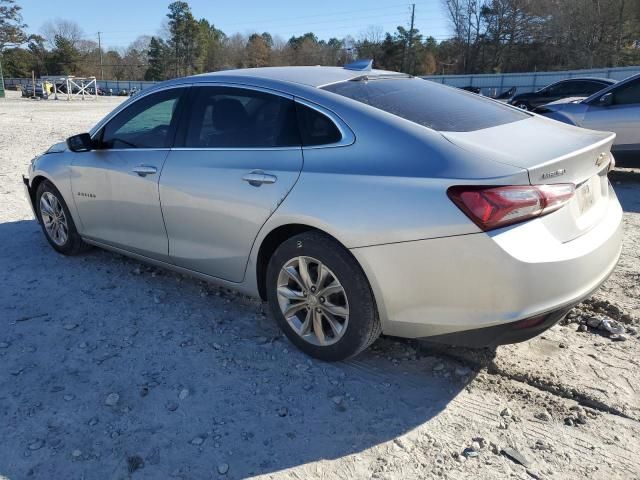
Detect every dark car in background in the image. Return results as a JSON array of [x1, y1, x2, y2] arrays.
[[495, 86, 516, 100], [20, 82, 51, 99], [459, 85, 481, 94], [509, 78, 616, 110]]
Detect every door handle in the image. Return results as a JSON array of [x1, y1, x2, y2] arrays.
[[132, 165, 157, 176], [242, 171, 277, 187]]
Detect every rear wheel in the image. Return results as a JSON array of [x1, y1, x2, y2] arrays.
[[36, 180, 89, 255], [266, 231, 381, 361], [515, 102, 529, 110]]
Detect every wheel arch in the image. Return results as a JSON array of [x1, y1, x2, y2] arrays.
[[256, 223, 322, 300], [29, 174, 54, 219], [30, 172, 84, 233], [253, 223, 377, 310]]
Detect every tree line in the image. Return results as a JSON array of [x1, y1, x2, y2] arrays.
[[0, 0, 638, 82]]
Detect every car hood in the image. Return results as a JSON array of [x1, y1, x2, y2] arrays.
[[44, 141, 68, 154], [537, 97, 588, 112], [441, 116, 615, 185]]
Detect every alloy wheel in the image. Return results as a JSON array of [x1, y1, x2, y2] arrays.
[[40, 192, 69, 246], [276, 256, 349, 346]]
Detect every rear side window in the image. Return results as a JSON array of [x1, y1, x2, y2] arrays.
[[296, 103, 342, 146], [547, 81, 571, 95], [579, 81, 607, 95], [323, 78, 528, 132], [183, 86, 300, 148]]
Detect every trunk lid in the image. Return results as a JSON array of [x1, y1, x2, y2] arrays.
[[442, 116, 616, 241]]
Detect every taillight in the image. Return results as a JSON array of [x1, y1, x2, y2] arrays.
[[447, 184, 575, 231]]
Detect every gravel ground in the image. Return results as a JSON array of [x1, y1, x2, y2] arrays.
[[1, 91, 639, 480]]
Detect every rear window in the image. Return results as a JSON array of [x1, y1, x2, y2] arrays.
[[322, 78, 528, 132]]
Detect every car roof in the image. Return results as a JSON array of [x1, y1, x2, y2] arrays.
[[552, 77, 617, 85], [582, 72, 640, 103], [190, 66, 407, 88]]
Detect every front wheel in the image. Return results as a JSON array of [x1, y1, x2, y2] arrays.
[[36, 180, 89, 255], [266, 231, 381, 361]]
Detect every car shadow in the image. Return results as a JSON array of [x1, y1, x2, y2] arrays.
[[0, 219, 477, 479], [610, 168, 640, 214]]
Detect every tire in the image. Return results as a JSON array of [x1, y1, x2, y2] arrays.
[[35, 180, 89, 255], [515, 102, 529, 111], [266, 231, 381, 361]]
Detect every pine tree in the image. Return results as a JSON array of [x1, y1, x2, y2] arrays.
[[145, 36, 167, 81]]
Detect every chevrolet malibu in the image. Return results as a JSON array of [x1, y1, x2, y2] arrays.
[[23, 63, 623, 361]]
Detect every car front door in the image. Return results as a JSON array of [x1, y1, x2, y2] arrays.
[[70, 86, 187, 261], [581, 78, 640, 149], [159, 85, 304, 282]]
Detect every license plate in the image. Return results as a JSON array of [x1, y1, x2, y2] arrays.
[[576, 182, 594, 214]]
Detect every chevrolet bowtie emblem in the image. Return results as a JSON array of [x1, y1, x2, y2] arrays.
[[595, 152, 609, 167]]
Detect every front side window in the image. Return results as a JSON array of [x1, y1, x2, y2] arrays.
[[323, 78, 528, 132], [183, 87, 300, 148], [613, 79, 640, 105], [100, 88, 184, 149]]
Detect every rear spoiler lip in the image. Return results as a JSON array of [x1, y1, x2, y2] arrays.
[[441, 124, 616, 184], [523, 131, 616, 174]]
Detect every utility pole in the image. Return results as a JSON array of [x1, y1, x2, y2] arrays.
[[407, 3, 416, 74], [97, 32, 104, 80], [401, 3, 416, 73]]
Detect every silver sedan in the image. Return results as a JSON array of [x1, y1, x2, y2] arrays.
[[24, 63, 623, 360], [537, 73, 640, 166]]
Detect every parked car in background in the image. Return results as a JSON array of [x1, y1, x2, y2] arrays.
[[509, 78, 616, 110], [494, 86, 516, 100], [87, 87, 105, 96], [459, 85, 481, 94], [24, 64, 622, 361], [537, 73, 640, 166], [20, 82, 53, 99]]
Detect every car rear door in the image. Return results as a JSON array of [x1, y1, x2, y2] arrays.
[[159, 84, 303, 282], [71, 86, 188, 261]]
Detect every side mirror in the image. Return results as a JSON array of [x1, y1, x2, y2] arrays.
[[599, 92, 613, 107], [67, 133, 93, 152]]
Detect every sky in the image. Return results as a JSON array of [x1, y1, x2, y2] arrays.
[[17, 0, 452, 49]]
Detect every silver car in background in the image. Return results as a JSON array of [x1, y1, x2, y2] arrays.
[[24, 64, 623, 360], [537, 73, 640, 166]]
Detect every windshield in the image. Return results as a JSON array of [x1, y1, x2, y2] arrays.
[[322, 77, 528, 132]]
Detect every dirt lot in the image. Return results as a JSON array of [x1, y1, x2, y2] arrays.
[[1, 91, 639, 480]]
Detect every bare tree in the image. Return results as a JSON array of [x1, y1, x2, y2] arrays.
[[41, 18, 84, 49], [358, 25, 384, 44]]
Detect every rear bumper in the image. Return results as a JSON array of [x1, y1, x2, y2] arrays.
[[421, 283, 602, 347], [351, 184, 623, 343]]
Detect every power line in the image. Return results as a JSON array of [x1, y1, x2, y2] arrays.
[[219, 2, 431, 27]]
